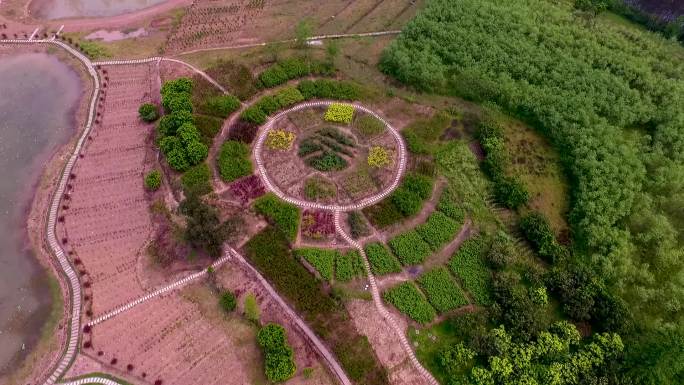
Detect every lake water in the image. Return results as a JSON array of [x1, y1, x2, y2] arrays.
[[32, 0, 167, 19], [0, 53, 81, 374]]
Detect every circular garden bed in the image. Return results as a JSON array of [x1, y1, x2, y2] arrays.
[[255, 101, 405, 210]]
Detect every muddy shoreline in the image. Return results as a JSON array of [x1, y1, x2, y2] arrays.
[[0, 43, 94, 385]]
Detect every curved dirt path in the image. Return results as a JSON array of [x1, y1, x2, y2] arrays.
[[92, 57, 227, 93]]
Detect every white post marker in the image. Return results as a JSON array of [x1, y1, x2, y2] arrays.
[[29, 28, 39, 40], [53, 25, 64, 40]]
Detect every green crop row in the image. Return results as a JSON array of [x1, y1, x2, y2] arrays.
[[416, 211, 461, 250], [364, 243, 402, 275], [295, 248, 336, 280], [383, 282, 436, 324], [388, 230, 432, 266], [417, 268, 468, 313], [448, 236, 492, 305]]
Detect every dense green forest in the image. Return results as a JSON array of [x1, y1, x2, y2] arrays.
[[380, 0, 684, 383]]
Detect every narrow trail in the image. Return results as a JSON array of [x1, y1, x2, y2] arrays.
[[334, 211, 439, 385]]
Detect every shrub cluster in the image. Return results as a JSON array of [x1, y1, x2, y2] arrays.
[[391, 173, 433, 216], [253, 193, 300, 241], [416, 211, 461, 250], [477, 120, 529, 209], [449, 236, 492, 305], [158, 78, 208, 172], [324, 103, 354, 124], [364, 242, 402, 275], [388, 230, 432, 266], [296, 248, 336, 280], [257, 323, 297, 383], [194, 115, 223, 144], [383, 282, 436, 324], [217, 140, 252, 182], [240, 87, 305, 125], [138, 103, 159, 122], [297, 79, 362, 100], [144, 170, 162, 191], [417, 268, 469, 313], [519, 212, 568, 263], [258, 57, 334, 88], [180, 195, 240, 258], [181, 163, 212, 196], [219, 291, 236, 313]]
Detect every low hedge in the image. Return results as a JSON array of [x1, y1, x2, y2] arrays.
[[297, 79, 362, 100], [258, 57, 333, 88], [383, 282, 436, 324], [217, 140, 252, 182], [364, 243, 402, 275], [253, 193, 300, 242], [388, 230, 432, 266], [240, 87, 305, 124], [417, 211, 460, 250], [417, 268, 468, 313], [201, 95, 240, 118]]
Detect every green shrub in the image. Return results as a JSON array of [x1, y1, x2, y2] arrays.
[[519, 212, 568, 263], [203, 95, 240, 118], [417, 211, 460, 250], [257, 323, 297, 382], [158, 110, 194, 137], [138, 103, 159, 122], [253, 194, 300, 241], [364, 243, 402, 275], [295, 248, 336, 280], [493, 175, 529, 210], [403, 173, 433, 200], [324, 103, 355, 124], [259, 58, 334, 88], [297, 79, 362, 100], [335, 250, 366, 282], [417, 268, 468, 313], [274, 86, 304, 107], [355, 115, 385, 137], [144, 170, 162, 191], [383, 282, 436, 324], [388, 230, 432, 265], [244, 292, 260, 323], [219, 291, 237, 313], [181, 163, 212, 196], [449, 237, 492, 305], [347, 211, 370, 239], [240, 105, 268, 125], [218, 140, 252, 182]]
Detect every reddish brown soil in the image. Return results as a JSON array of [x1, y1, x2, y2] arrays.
[[57, 63, 158, 318]]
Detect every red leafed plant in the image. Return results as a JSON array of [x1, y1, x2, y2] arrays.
[[229, 175, 265, 204], [301, 210, 335, 239]]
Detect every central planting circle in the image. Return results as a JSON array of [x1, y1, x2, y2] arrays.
[[254, 101, 406, 211]]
